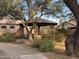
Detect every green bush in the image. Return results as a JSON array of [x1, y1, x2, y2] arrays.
[[0, 32, 15, 42], [32, 34, 54, 52], [40, 38, 54, 52]]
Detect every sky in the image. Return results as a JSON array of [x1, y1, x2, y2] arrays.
[[19, 0, 73, 23], [76, 0, 79, 5]]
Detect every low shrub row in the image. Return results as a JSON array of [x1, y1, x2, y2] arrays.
[[0, 32, 26, 42], [0, 32, 15, 42], [32, 37, 54, 52]]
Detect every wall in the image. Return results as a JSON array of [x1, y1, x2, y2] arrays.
[[0, 24, 19, 35], [63, 22, 76, 30]]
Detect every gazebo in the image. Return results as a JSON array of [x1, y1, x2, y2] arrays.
[[27, 17, 57, 35], [16, 17, 57, 39]]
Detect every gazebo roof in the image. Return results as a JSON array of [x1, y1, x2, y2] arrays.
[[0, 16, 57, 26], [28, 17, 57, 26]]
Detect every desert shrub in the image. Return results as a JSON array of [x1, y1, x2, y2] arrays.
[[32, 33, 54, 52], [40, 37, 54, 52], [55, 33, 65, 42], [55, 28, 68, 42], [0, 32, 15, 42]]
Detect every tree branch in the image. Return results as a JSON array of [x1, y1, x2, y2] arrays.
[[63, 0, 79, 14]]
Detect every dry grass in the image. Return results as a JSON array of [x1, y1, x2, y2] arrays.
[[42, 41, 78, 59], [43, 53, 78, 59]]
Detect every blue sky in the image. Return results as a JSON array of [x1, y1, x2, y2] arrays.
[[76, 0, 79, 5], [20, 0, 73, 23]]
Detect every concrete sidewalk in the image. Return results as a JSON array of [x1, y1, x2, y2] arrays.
[[0, 43, 48, 59]]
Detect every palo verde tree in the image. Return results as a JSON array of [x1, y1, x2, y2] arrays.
[[0, 0, 72, 40], [63, 0, 79, 56], [18, 0, 70, 40]]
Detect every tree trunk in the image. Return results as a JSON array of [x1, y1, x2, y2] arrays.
[[25, 26, 35, 41], [16, 24, 24, 37], [63, 0, 79, 56]]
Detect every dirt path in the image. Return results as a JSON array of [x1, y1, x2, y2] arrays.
[[54, 41, 65, 54]]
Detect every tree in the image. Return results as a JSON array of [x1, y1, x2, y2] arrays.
[[19, 0, 73, 40], [0, 0, 73, 41], [0, 0, 19, 17], [18, 0, 66, 40], [63, 0, 79, 56]]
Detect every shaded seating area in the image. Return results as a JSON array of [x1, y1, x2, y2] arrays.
[[26, 17, 57, 39], [15, 17, 57, 39]]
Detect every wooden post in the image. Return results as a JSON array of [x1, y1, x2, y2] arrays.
[[50, 25, 56, 40], [38, 25, 40, 35]]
